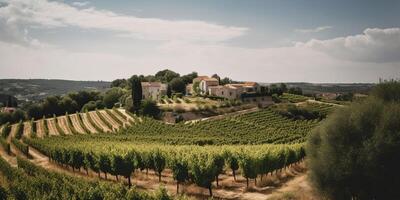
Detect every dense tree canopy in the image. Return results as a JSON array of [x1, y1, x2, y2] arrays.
[[307, 81, 400, 199], [103, 87, 124, 108], [169, 78, 186, 94]]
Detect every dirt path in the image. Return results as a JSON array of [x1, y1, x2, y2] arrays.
[[69, 114, 86, 134], [58, 116, 72, 135], [47, 119, 59, 136], [307, 99, 343, 107], [89, 111, 111, 132], [99, 110, 120, 130], [185, 107, 260, 124], [36, 120, 45, 138], [80, 113, 97, 134], [23, 121, 31, 138]]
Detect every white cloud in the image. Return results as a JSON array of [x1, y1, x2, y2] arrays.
[[295, 26, 332, 33], [72, 1, 90, 7], [297, 27, 400, 63], [0, 0, 247, 43]]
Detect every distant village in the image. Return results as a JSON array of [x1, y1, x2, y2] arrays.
[[140, 75, 273, 107]]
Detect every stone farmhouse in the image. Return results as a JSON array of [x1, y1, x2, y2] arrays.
[[189, 76, 272, 106], [141, 82, 167, 100]]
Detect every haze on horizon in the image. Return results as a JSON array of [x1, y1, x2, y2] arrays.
[[0, 0, 399, 83]]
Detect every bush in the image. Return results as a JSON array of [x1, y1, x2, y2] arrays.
[[307, 82, 400, 199], [140, 100, 161, 119]]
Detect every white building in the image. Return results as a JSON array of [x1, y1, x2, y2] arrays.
[[199, 78, 219, 95]]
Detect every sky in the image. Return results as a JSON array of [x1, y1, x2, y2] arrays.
[[0, 0, 399, 83]]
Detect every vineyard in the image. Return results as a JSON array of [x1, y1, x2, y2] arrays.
[[0, 103, 339, 199], [279, 93, 311, 103]]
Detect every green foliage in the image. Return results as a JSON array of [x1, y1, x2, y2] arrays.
[[279, 93, 309, 103], [307, 82, 400, 199], [151, 149, 166, 182], [0, 136, 10, 155], [0, 109, 26, 126], [130, 75, 143, 113], [0, 185, 7, 200], [1, 122, 11, 139], [371, 80, 400, 102], [122, 108, 317, 145], [103, 87, 124, 108], [15, 120, 24, 139], [81, 100, 105, 112], [140, 100, 161, 119], [169, 78, 186, 94], [11, 138, 29, 156], [155, 69, 180, 83], [0, 155, 163, 200]]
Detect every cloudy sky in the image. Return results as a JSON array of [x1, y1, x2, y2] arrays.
[[0, 0, 399, 83]]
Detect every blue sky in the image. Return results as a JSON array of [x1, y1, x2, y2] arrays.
[[0, 0, 399, 82]]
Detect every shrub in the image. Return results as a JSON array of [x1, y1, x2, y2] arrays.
[[307, 81, 400, 199]]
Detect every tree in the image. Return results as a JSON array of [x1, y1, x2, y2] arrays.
[[140, 100, 161, 119], [239, 154, 258, 188], [155, 69, 180, 83], [307, 81, 400, 199], [27, 104, 44, 120], [166, 84, 172, 98], [129, 75, 142, 113], [225, 152, 239, 181], [220, 77, 232, 85], [181, 72, 198, 84], [288, 87, 303, 95], [169, 78, 186, 94], [211, 74, 221, 84], [269, 84, 283, 96], [190, 155, 216, 197], [170, 159, 189, 194], [103, 87, 124, 108], [110, 79, 128, 88], [151, 150, 166, 182], [0, 185, 7, 200], [59, 96, 79, 114], [11, 110, 26, 123]]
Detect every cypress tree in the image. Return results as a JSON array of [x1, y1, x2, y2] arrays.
[[130, 76, 142, 113]]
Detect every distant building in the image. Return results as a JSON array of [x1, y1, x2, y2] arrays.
[[192, 76, 210, 84], [141, 82, 167, 100], [199, 78, 219, 95]]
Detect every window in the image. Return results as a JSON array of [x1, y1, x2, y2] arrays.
[[221, 91, 224, 95], [229, 92, 232, 96]]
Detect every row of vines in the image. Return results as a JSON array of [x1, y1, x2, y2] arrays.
[[24, 136, 305, 196]]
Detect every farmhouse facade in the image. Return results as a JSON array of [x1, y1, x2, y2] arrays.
[[141, 82, 167, 100]]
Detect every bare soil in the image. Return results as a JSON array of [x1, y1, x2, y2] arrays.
[[35, 120, 45, 138], [89, 111, 111, 132], [69, 114, 86, 134], [46, 119, 59, 136], [80, 113, 98, 134], [23, 121, 31, 138], [58, 116, 72, 134], [99, 110, 120, 130]]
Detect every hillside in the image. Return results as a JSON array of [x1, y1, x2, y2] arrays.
[[0, 79, 110, 103]]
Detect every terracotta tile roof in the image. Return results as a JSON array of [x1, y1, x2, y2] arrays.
[[202, 78, 219, 82], [141, 82, 165, 87]]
